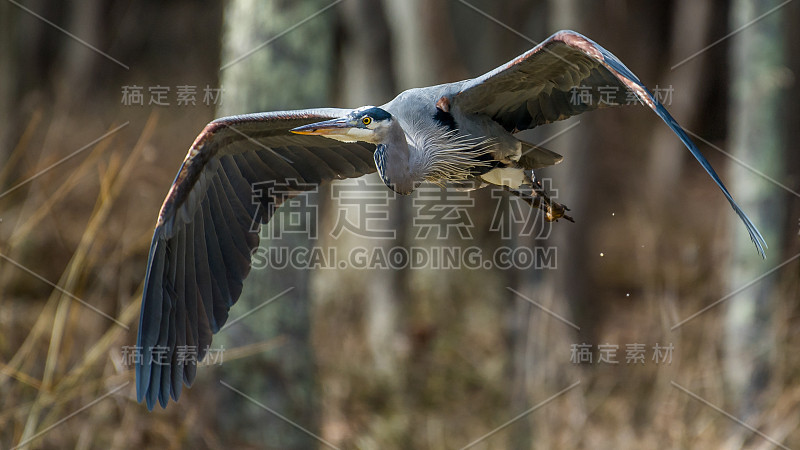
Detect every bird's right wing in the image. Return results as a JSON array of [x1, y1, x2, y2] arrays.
[[453, 30, 644, 131], [452, 30, 766, 258], [136, 109, 376, 410]]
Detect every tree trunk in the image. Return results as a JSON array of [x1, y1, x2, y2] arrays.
[[309, 0, 409, 446], [724, 0, 786, 436], [215, 1, 335, 447]]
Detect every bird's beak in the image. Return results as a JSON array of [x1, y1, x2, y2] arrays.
[[290, 118, 352, 136]]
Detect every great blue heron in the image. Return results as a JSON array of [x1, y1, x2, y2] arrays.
[[136, 30, 766, 409]]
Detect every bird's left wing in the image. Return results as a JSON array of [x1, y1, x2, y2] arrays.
[[452, 30, 766, 257], [136, 109, 376, 409]]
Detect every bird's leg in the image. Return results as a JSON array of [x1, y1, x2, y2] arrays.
[[522, 170, 574, 223], [503, 184, 544, 209]]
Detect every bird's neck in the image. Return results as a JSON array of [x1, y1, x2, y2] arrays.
[[375, 120, 423, 195]]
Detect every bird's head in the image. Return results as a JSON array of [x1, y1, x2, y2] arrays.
[[290, 106, 394, 144], [291, 106, 422, 195]]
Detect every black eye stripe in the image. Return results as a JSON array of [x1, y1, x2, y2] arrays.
[[357, 106, 392, 122]]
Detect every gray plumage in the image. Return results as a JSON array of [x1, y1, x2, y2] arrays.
[[136, 30, 766, 410]]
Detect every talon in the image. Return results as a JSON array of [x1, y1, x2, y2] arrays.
[[503, 183, 574, 223], [545, 201, 573, 223]]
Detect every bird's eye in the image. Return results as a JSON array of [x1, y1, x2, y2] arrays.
[[362, 117, 372, 126]]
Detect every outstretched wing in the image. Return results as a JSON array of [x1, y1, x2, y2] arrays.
[[136, 108, 376, 410], [453, 30, 766, 257]]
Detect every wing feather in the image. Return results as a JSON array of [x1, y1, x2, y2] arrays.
[[178, 222, 198, 387], [335, 144, 377, 174], [308, 145, 358, 176], [454, 30, 766, 257], [169, 227, 185, 402], [455, 31, 640, 131], [136, 109, 378, 409]]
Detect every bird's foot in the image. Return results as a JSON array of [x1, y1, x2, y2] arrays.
[[502, 184, 574, 223], [544, 201, 574, 223], [529, 179, 573, 222]]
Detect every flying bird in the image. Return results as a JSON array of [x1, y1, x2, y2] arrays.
[[136, 30, 766, 409]]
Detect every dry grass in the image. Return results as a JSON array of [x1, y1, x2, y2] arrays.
[[1, 86, 798, 450]]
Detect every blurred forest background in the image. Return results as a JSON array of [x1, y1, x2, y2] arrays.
[[1, 0, 799, 448]]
